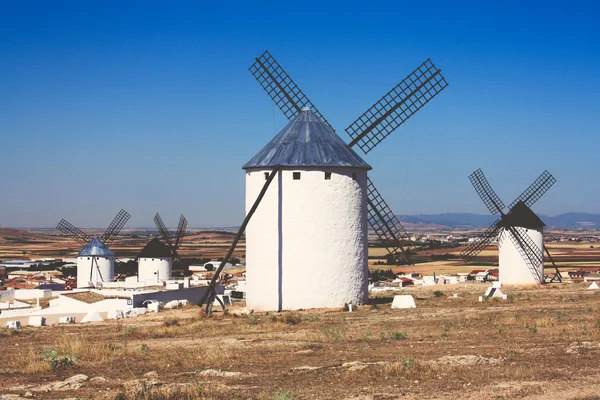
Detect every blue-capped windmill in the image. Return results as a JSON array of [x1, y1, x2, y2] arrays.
[[57, 209, 130, 288]]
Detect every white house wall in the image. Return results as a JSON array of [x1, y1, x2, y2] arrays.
[[245, 167, 369, 311], [14, 289, 52, 300]]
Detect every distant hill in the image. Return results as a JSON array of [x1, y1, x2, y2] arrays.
[[398, 213, 600, 230]]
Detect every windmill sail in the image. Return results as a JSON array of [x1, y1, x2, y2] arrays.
[[346, 59, 448, 154], [469, 168, 505, 215], [506, 170, 556, 210], [367, 178, 414, 263], [101, 209, 131, 246], [174, 214, 188, 249], [154, 213, 173, 248], [460, 220, 501, 263], [56, 219, 92, 247], [249, 50, 333, 130], [154, 212, 187, 261]]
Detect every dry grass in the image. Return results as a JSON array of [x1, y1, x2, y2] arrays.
[[4, 284, 600, 399], [115, 381, 234, 400]]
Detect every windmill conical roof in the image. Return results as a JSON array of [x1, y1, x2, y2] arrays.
[[138, 238, 172, 258], [77, 237, 114, 257], [243, 109, 371, 170], [498, 201, 545, 230]]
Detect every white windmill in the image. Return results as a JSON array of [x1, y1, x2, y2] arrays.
[[56, 209, 131, 288], [136, 213, 187, 283], [461, 169, 561, 284], [243, 108, 372, 310], [200, 51, 448, 313]]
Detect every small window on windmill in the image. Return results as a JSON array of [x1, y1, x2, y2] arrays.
[[324, 172, 331, 180], [264, 172, 269, 180], [352, 172, 357, 180], [293, 172, 301, 180]]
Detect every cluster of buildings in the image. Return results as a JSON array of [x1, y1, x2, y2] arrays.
[[370, 268, 500, 291], [0, 251, 245, 327]]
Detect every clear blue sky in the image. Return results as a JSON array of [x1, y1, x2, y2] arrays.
[[1, 0, 598, 228]]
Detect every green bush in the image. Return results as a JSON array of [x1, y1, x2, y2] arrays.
[[163, 318, 179, 327], [41, 348, 77, 371], [381, 331, 407, 341]]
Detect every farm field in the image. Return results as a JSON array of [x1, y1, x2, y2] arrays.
[[0, 228, 245, 262], [2, 228, 600, 276], [2, 284, 600, 399]]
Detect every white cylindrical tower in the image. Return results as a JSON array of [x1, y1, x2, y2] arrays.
[[76, 237, 115, 288], [498, 227, 544, 284], [137, 238, 173, 282], [243, 109, 372, 311], [497, 202, 546, 284]]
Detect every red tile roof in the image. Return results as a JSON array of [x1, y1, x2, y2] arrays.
[[469, 270, 487, 275]]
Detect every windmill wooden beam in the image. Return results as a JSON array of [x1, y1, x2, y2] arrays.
[[200, 167, 281, 315]]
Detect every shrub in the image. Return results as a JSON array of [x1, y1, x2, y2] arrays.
[[433, 290, 444, 298], [41, 348, 77, 371], [163, 318, 179, 327], [270, 312, 302, 325], [303, 314, 320, 322], [282, 313, 302, 325], [381, 331, 407, 341], [123, 326, 137, 336]]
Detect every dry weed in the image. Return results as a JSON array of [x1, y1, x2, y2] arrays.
[[116, 381, 234, 400]]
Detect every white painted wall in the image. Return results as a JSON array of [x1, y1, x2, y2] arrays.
[[245, 167, 369, 311], [14, 289, 52, 300], [498, 227, 544, 284], [0, 290, 15, 302], [138, 257, 172, 282], [40, 297, 131, 315], [0, 307, 42, 318], [77, 256, 114, 288]]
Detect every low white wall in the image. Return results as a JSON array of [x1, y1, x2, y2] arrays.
[[42, 297, 131, 315], [102, 281, 154, 289], [0, 290, 15, 302], [0, 307, 42, 318], [131, 285, 223, 308], [14, 289, 52, 300]]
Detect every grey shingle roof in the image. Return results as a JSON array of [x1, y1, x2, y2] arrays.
[[78, 237, 114, 257], [243, 109, 371, 170]]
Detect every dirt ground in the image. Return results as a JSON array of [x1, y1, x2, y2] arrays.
[[2, 283, 600, 399]]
